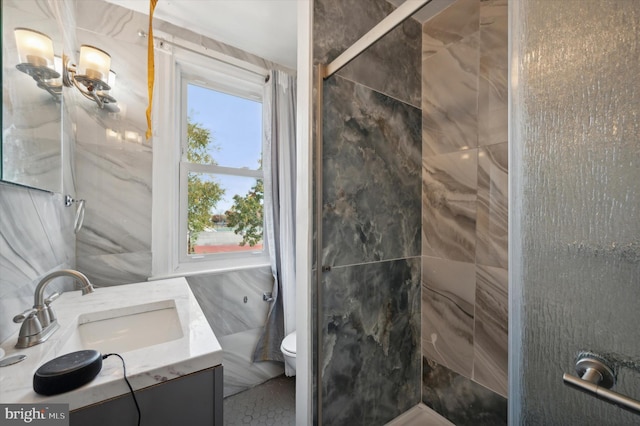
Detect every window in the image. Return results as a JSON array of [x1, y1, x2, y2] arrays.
[[153, 45, 269, 277]]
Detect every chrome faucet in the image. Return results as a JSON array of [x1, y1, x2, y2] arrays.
[[13, 269, 94, 348]]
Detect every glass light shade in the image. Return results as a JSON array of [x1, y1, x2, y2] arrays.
[[14, 28, 55, 68], [77, 45, 111, 82], [108, 70, 116, 89], [46, 55, 63, 85]]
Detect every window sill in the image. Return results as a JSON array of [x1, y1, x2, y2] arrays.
[[149, 260, 271, 281]]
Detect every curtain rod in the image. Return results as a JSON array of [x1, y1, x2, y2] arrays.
[[138, 30, 270, 82], [323, 0, 433, 79]]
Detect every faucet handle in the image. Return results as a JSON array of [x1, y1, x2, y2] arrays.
[[44, 292, 60, 323], [13, 308, 38, 323], [13, 308, 44, 346], [45, 292, 60, 305]]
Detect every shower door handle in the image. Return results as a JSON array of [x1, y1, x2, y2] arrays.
[[563, 356, 640, 414]]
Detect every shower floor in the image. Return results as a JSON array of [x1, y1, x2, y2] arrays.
[[223, 375, 295, 425], [385, 404, 454, 425], [223, 376, 452, 425]]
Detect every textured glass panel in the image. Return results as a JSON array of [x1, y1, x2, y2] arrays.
[[510, 0, 640, 424]]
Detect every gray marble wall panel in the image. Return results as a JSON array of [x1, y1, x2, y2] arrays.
[[76, 252, 151, 287], [421, 0, 509, 414], [422, 0, 479, 57], [476, 143, 508, 268], [473, 264, 507, 397], [0, 186, 75, 342], [422, 357, 507, 426], [314, 0, 422, 108], [313, 1, 423, 422], [187, 267, 281, 397], [74, 139, 152, 258], [73, 3, 152, 285], [186, 266, 274, 338], [478, 0, 508, 147], [322, 258, 421, 425], [422, 149, 477, 262], [422, 32, 479, 156], [322, 75, 421, 267], [219, 328, 284, 397], [421, 256, 475, 377]]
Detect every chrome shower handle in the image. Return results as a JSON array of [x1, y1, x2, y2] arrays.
[[563, 356, 640, 414]]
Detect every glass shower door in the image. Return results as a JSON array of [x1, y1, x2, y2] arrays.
[[509, 0, 640, 424]]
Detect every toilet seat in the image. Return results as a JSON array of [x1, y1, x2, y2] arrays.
[[281, 331, 296, 356]]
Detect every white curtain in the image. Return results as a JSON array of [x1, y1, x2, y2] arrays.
[[253, 70, 296, 375]]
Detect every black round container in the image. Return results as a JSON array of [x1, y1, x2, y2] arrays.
[[33, 349, 102, 396]]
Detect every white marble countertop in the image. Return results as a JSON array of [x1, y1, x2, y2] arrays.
[[0, 277, 222, 410]]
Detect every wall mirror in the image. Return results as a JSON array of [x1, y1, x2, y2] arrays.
[[2, 0, 64, 194]]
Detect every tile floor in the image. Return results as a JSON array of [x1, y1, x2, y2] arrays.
[[223, 376, 452, 426], [223, 375, 295, 425]]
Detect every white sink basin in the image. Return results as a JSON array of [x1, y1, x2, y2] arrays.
[[60, 299, 183, 354]]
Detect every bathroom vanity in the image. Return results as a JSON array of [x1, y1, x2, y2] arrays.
[[0, 278, 223, 425]]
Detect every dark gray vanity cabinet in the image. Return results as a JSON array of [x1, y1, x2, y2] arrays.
[[70, 365, 223, 425]]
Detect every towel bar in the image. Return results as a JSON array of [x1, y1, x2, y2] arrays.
[[563, 356, 640, 414]]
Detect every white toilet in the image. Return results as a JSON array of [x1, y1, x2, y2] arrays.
[[280, 331, 296, 376]]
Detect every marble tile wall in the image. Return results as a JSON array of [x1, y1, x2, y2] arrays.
[[422, 357, 507, 425], [187, 267, 275, 338], [73, 2, 152, 286], [314, 0, 422, 108], [319, 76, 423, 424], [322, 259, 421, 425], [314, 0, 423, 421], [322, 76, 422, 267], [421, 0, 509, 416], [187, 267, 283, 397], [0, 186, 76, 343]]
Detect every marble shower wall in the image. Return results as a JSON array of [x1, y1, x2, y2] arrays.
[[314, 0, 422, 108], [314, 0, 423, 423], [421, 0, 508, 422]]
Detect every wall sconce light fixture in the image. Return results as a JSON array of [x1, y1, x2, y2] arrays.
[[14, 28, 62, 98], [14, 28, 117, 109], [65, 45, 116, 108]]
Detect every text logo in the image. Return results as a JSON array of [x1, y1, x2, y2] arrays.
[[0, 404, 68, 426]]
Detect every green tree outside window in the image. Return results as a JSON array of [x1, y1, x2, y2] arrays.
[[186, 119, 224, 253]]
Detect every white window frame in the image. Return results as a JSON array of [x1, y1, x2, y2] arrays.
[[152, 41, 270, 278]]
